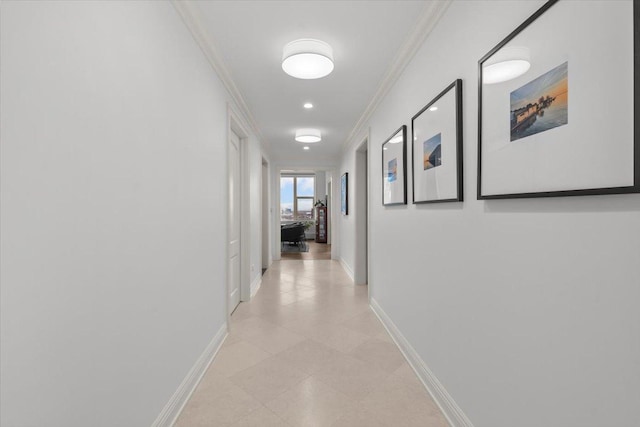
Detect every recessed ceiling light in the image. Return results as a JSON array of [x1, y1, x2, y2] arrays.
[[282, 39, 334, 79], [295, 128, 321, 143], [429, 106, 438, 111], [303, 146, 310, 150], [304, 103, 313, 109]]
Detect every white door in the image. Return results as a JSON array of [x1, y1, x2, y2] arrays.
[[228, 131, 241, 313]]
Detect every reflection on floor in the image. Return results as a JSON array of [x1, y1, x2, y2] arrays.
[[281, 240, 331, 261], [175, 260, 448, 427]]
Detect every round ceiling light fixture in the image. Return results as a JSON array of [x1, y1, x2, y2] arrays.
[[282, 39, 334, 79], [303, 102, 314, 109], [295, 128, 321, 143], [483, 46, 530, 84]]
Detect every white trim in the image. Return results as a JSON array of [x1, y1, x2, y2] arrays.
[[227, 104, 252, 306], [338, 257, 354, 282], [152, 324, 228, 427], [171, 0, 268, 151], [272, 166, 282, 262], [227, 102, 252, 141], [370, 298, 474, 427], [261, 158, 271, 271], [343, 0, 452, 151], [328, 170, 339, 261], [240, 127, 251, 304], [250, 274, 262, 298], [365, 128, 372, 300], [354, 134, 369, 286]]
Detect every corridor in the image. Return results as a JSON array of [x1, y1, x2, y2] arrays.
[[175, 260, 448, 426]]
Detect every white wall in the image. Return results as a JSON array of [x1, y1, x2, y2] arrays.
[[248, 139, 267, 288], [326, 171, 334, 247], [337, 152, 357, 279], [315, 171, 327, 203], [342, 1, 640, 426], [0, 2, 265, 426], [353, 145, 368, 285]]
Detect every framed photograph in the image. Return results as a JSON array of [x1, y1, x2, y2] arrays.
[[478, 0, 639, 199], [382, 126, 407, 205], [341, 172, 348, 215], [412, 80, 463, 203]]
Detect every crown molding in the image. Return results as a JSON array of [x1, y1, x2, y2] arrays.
[[343, 0, 452, 151], [171, 0, 269, 151]]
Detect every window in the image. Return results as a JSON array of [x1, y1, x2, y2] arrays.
[[281, 175, 315, 221]]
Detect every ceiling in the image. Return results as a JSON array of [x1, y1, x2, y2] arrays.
[[188, 0, 433, 166]]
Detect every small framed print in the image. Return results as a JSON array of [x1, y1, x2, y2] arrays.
[[478, 0, 639, 199], [382, 126, 407, 206], [412, 79, 463, 203]]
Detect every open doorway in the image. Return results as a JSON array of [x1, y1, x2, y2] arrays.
[[354, 139, 368, 285], [279, 170, 331, 260]]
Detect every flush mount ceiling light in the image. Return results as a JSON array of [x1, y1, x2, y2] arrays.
[[388, 135, 403, 144], [483, 46, 531, 84], [295, 128, 321, 143], [282, 39, 334, 79], [303, 102, 313, 109]]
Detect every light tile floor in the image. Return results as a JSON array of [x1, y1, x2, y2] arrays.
[[175, 260, 449, 427]]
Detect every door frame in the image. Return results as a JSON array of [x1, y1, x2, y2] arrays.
[[227, 104, 251, 325], [261, 158, 271, 271], [273, 166, 335, 261], [354, 134, 369, 287]]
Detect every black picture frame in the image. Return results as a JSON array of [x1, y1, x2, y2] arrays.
[[341, 172, 348, 215], [411, 79, 463, 203], [382, 125, 408, 206], [477, 0, 639, 199]]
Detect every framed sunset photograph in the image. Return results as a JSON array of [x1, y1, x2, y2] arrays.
[[412, 79, 463, 203], [510, 61, 568, 142], [478, 0, 639, 199], [382, 126, 407, 206]]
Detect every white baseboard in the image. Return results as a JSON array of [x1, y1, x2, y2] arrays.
[[151, 323, 228, 427], [250, 274, 262, 298], [338, 257, 354, 282], [370, 298, 474, 427]]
